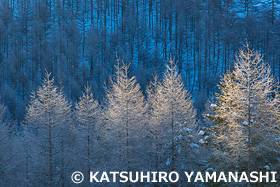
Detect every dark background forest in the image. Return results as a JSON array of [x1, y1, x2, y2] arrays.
[[0, 0, 279, 120]]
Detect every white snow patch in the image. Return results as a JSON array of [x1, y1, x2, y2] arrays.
[[242, 121, 248, 126], [232, 112, 237, 116], [188, 135, 194, 139], [185, 128, 191, 132], [206, 113, 210, 117], [238, 130, 243, 134], [199, 139, 205, 144], [210, 104, 217, 107], [198, 130, 205, 136], [264, 165, 270, 170], [204, 136, 209, 140], [190, 143, 199, 149]]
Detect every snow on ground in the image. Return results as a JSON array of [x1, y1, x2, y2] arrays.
[[210, 104, 217, 107], [198, 130, 205, 136], [199, 139, 206, 144], [190, 143, 199, 149]]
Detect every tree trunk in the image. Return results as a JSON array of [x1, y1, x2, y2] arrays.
[[247, 66, 252, 187], [155, 128, 159, 187], [126, 100, 129, 172], [61, 139, 65, 187], [171, 102, 175, 171], [48, 109, 53, 187], [88, 121, 91, 187]]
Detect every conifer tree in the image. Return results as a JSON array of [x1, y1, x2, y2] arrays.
[[25, 72, 71, 187], [146, 75, 166, 172], [105, 60, 146, 171], [148, 59, 197, 171], [208, 45, 280, 176], [0, 103, 11, 186], [75, 84, 99, 185]]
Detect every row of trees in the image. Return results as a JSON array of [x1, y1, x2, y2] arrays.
[[2, 59, 198, 186], [1, 46, 280, 186], [0, 0, 280, 119]]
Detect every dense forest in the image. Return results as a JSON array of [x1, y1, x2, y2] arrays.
[[1, 0, 280, 186], [0, 0, 280, 119]]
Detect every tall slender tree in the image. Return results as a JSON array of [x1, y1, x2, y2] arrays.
[[208, 45, 280, 185], [0, 103, 12, 186], [105, 60, 146, 171], [146, 75, 166, 174], [148, 59, 197, 172], [25, 72, 71, 187], [75, 84, 99, 186]]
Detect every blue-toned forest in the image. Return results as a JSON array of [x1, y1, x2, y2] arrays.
[[0, 0, 279, 118]]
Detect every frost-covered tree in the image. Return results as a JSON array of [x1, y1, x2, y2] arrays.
[[208, 45, 280, 175], [0, 103, 12, 186], [75, 84, 99, 184], [148, 59, 197, 172], [146, 75, 166, 172], [105, 60, 147, 171], [146, 76, 166, 174], [25, 72, 72, 187], [0, 101, 22, 186]]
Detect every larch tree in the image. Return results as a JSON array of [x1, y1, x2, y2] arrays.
[[208, 45, 280, 178], [0, 103, 12, 186], [75, 84, 99, 185], [0, 102, 22, 186], [151, 59, 197, 172], [25, 72, 71, 187], [105, 60, 147, 171], [56, 86, 73, 187], [146, 75, 166, 173]]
